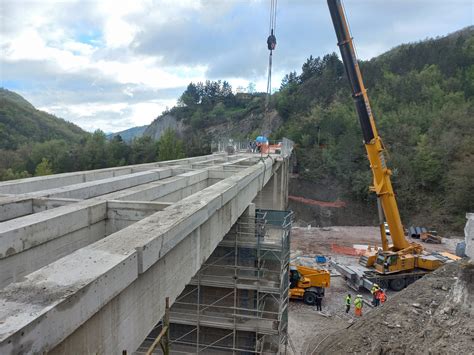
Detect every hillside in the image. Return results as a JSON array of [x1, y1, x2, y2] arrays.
[[1, 27, 472, 233], [107, 125, 148, 142], [269, 27, 473, 232], [143, 89, 274, 157], [0, 91, 182, 181], [141, 27, 473, 233], [0, 88, 87, 149]]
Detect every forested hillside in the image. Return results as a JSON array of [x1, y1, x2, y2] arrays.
[[1, 27, 472, 232], [0, 88, 87, 149], [0, 91, 185, 180], [272, 27, 473, 231]]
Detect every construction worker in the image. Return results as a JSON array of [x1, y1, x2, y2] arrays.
[[345, 294, 351, 313], [378, 289, 387, 305], [315, 294, 323, 312], [354, 294, 363, 317], [371, 283, 380, 306]]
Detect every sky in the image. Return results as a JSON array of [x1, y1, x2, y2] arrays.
[[1, 0, 473, 133]]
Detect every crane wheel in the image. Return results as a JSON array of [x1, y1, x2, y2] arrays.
[[389, 278, 406, 291], [303, 291, 317, 305]]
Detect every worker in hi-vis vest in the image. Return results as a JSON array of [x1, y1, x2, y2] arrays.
[[354, 295, 363, 316], [345, 294, 351, 313]]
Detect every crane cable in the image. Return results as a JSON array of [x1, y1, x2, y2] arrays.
[[265, 0, 277, 111]]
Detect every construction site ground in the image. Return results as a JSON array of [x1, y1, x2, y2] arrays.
[[287, 226, 467, 355]]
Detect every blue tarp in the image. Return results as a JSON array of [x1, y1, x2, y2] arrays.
[[256, 136, 268, 143]]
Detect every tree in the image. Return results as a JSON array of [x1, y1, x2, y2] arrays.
[[300, 55, 322, 82], [107, 135, 131, 166], [79, 130, 108, 169], [35, 158, 53, 176], [158, 128, 185, 161], [280, 71, 299, 90], [130, 136, 158, 164], [179, 83, 201, 106], [0, 168, 30, 181], [246, 82, 256, 93]]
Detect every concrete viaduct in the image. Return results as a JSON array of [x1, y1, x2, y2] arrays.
[[0, 152, 290, 354]]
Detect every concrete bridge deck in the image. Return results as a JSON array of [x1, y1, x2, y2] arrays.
[[0, 152, 289, 354]]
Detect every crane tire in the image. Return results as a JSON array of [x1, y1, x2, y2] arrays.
[[303, 291, 317, 305], [389, 278, 406, 291]]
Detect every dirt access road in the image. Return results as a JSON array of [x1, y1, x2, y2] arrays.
[[291, 226, 459, 257]]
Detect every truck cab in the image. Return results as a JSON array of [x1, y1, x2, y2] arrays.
[[289, 265, 330, 305]]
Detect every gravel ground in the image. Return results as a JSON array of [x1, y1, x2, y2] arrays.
[[288, 277, 375, 355], [316, 261, 474, 355], [287, 226, 464, 355]]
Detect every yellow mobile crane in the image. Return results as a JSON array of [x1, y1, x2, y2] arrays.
[[326, 0, 459, 291]]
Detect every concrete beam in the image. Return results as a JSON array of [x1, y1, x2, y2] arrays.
[[0, 200, 106, 259], [0, 154, 226, 195], [32, 198, 81, 213], [0, 197, 32, 222], [39, 169, 169, 200], [0, 200, 107, 288], [0, 156, 276, 354], [105, 200, 171, 235]]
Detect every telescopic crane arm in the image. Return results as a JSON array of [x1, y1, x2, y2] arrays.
[[326, 0, 410, 251]]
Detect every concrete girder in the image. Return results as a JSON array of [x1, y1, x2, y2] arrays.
[[0, 155, 277, 354], [0, 155, 249, 223], [0, 154, 225, 195]]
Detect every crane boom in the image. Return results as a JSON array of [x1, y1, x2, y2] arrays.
[[326, 0, 409, 251]]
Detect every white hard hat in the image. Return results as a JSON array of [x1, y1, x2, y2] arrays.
[[357, 294, 362, 297]]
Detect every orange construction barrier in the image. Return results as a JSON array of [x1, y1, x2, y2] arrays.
[[331, 244, 365, 256]]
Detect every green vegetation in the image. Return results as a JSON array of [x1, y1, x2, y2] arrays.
[[0, 91, 186, 180], [172, 80, 265, 129], [35, 158, 53, 176], [158, 128, 185, 161], [271, 27, 474, 232], [1, 28, 472, 232], [0, 88, 87, 149]]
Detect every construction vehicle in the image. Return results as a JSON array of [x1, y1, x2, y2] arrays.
[[409, 226, 442, 244], [326, 0, 459, 291], [420, 232, 442, 244], [289, 265, 330, 305]]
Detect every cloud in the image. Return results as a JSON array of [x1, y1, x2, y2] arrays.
[[1, 0, 472, 133]]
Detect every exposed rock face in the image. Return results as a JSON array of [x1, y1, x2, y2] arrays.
[[143, 110, 283, 142], [143, 114, 185, 140]]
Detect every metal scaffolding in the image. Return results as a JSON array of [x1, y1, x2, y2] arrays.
[[137, 209, 292, 354]]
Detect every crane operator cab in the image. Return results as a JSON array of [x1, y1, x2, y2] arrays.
[[267, 30, 276, 50], [374, 251, 416, 275]]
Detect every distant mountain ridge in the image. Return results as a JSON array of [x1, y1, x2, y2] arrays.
[[107, 125, 148, 142], [0, 88, 87, 150]]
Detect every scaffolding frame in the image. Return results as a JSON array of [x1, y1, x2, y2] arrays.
[[157, 209, 292, 354]]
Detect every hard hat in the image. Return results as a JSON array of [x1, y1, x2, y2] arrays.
[[357, 294, 362, 297], [374, 284, 379, 287]]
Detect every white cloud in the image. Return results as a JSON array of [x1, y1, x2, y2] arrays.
[[128, 100, 176, 126], [1, 0, 472, 134]]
